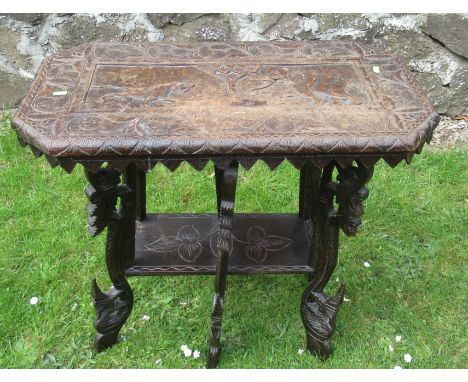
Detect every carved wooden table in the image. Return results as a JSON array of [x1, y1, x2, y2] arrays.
[[12, 41, 439, 368]]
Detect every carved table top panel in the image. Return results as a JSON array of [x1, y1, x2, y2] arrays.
[[12, 41, 439, 172]]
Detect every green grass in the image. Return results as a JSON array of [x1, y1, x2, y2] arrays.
[[0, 114, 466, 369]]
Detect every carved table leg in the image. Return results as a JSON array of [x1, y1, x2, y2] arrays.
[[214, 164, 224, 218], [299, 162, 322, 281], [300, 160, 373, 359], [299, 162, 321, 221], [135, 167, 146, 222], [207, 161, 238, 368], [85, 163, 137, 352]]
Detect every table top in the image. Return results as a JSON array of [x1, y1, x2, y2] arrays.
[[12, 41, 439, 172]]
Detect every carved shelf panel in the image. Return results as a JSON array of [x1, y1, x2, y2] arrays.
[[126, 213, 314, 276]]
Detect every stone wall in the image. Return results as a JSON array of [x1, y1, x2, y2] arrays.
[[0, 13, 467, 116]]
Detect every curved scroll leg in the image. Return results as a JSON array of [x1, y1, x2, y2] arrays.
[[207, 161, 238, 368], [85, 164, 137, 352], [300, 160, 373, 359]]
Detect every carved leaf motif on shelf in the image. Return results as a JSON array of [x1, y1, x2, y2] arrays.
[[145, 224, 203, 263], [207, 222, 293, 263], [242, 225, 293, 264]]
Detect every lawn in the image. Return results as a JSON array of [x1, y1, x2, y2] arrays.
[[0, 113, 466, 369]]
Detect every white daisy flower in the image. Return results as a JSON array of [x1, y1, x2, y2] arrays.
[[142, 315, 150, 321], [363, 261, 371, 268], [388, 344, 394, 352], [29, 296, 39, 305], [395, 335, 402, 342], [193, 350, 201, 359], [180, 344, 192, 357], [404, 353, 412, 363], [298, 348, 305, 355]]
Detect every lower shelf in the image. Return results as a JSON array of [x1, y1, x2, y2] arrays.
[[126, 213, 314, 276]]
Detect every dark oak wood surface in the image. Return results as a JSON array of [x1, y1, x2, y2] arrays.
[[12, 41, 438, 173], [126, 213, 313, 276]]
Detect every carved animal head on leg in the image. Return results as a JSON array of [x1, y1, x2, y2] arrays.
[[302, 284, 346, 359]]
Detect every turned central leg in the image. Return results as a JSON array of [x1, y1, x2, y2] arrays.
[[207, 160, 239, 368]]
